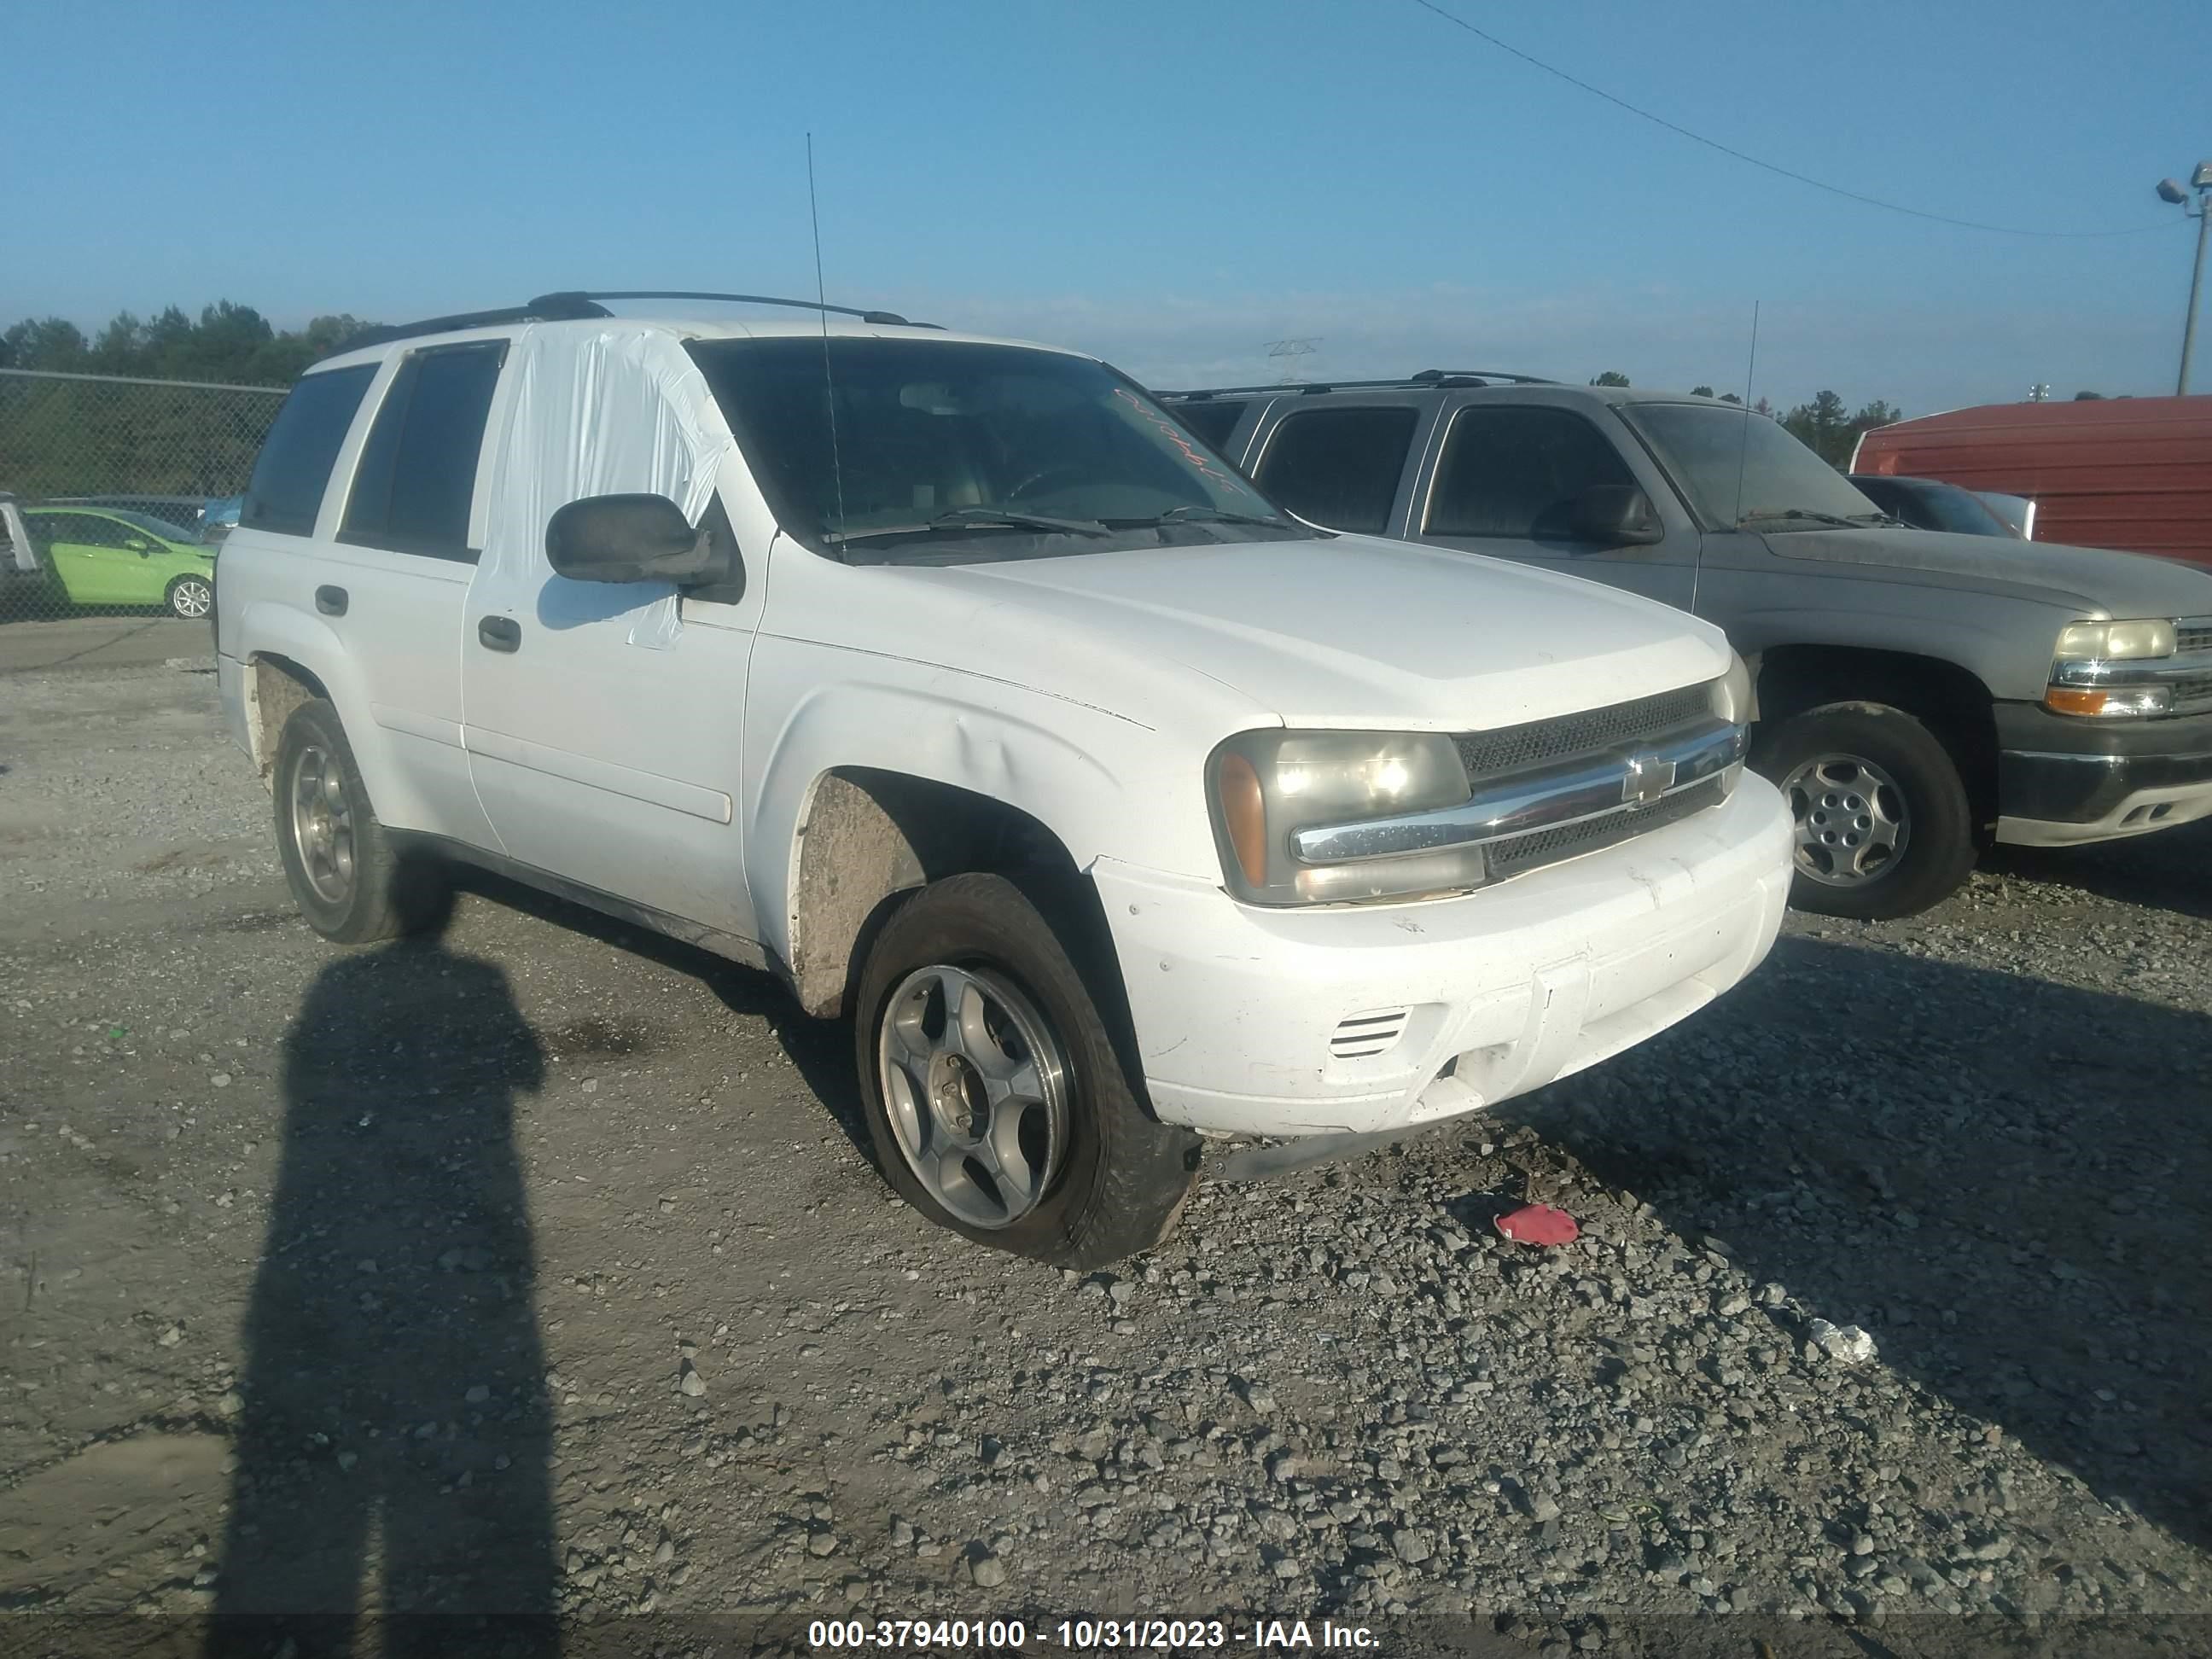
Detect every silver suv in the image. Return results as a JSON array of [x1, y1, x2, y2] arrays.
[[1161, 372, 2212, 918]]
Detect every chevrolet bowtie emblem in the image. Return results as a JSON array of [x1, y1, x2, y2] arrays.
[[1622, 751, 1676, 806]]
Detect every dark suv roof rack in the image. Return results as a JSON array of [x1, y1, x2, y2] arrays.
[[339, 290, 928, 354], [1156, 368, 1555, 399]]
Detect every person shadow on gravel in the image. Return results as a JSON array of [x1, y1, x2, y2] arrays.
[[207, 918, 559, 1658]]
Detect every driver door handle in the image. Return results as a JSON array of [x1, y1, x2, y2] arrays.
[[478, 615, 521, 653]]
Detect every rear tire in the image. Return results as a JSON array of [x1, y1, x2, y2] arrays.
[[1751, 702, 1976, 920], [853, 872, 1197, 1267], [272, 699, 448, 943]]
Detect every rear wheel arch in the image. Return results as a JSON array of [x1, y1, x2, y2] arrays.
[[247, 655, 331, 788]]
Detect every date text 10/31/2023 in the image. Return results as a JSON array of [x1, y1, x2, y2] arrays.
[[806, 1618, 1381, 1650]]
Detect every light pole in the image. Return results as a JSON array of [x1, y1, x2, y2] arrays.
[[2157, 163, 2212, 395]]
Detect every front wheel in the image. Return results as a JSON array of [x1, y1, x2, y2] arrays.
[[853, 872, 1197, 1267], [166, 573, 213, 619], [1750, 702, 1976, 920]]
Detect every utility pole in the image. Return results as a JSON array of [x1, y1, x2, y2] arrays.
[[2180, 193, 2209, 395], [1264, 338, 1320, 384], [2156, 164, 2212, 395]]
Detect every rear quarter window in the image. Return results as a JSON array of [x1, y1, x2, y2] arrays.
[[1254, 406, 1419, 534], [1168, 399, 1248, 455], [241, 365, 378, 538]]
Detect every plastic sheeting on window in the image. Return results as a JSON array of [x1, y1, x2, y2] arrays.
[[480, 326, 739, 650]]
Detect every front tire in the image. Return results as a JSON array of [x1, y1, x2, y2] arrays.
[[853, 873, 1197, 1267], [166, 573, 213, 619], [273, 699, 447, 943], [1751, 702, 1976, 920]]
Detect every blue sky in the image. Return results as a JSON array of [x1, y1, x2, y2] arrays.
[[6, 0, 2208, 414]]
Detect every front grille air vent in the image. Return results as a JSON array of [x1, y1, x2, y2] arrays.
[[1486, 776, 1726, 882], [1330, 1009, 1411, 1060], [1455, 682, 1713, 777]]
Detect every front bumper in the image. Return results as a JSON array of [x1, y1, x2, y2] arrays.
[[1994, 703, 2212, 847], [1094, 777, 1794, 1138]]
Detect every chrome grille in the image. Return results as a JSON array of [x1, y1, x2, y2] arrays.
[[1455, 682, 1713, 777], [1487, 777, 1728, 882], [2175, 618, 2212, 655], [2170, 670, 2212, 713]]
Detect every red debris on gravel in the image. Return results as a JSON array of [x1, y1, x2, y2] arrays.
[[1493, 1202, 1580, 1246]]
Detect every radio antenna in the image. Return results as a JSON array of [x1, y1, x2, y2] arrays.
[[1729, 299, 1761, 529], [807, 133, 849, 556]]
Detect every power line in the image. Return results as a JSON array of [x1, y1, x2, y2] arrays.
[[1406, 0, 2177, 240]]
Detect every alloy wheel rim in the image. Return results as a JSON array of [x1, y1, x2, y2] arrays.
[[288, 744, 357, 905], [1781, 751, 1910, 886], [172, 579, 212, 618], [876, 963, 1069, 1229]]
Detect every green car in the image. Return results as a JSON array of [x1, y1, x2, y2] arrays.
[[24, 506, 217, 618]]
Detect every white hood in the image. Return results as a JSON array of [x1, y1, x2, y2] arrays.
[[824, 535, 1730, 735]]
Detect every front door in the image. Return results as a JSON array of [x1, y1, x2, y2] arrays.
[[1412, 402, 1701, 610], [34, 511, 145, 605], [461, 505, 758, 939]]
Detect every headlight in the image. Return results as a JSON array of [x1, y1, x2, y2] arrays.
[[2046, 618, 2179, 717], [1208, 730, 1476, 905], [2054, 619, 2175, 661]]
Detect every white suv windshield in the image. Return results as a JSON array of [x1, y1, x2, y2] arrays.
[[689, 337, 1303, 562], [1627, 402, 1885, 530]]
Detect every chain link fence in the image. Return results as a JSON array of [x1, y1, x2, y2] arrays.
[[0, 367, 288, 624]]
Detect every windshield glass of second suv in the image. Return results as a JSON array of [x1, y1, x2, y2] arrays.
[[1627, 402, 1885, 531], [689, 337, 1301, 562]]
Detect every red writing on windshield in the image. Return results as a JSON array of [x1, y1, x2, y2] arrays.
[[1113, 387, 1260, 499]]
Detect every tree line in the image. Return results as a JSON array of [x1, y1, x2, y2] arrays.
[[0, 302, 2105, 498], [0, 305, 394, 500], [1, 302, 380, 387]]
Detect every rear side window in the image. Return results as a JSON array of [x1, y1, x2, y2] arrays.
[[1170, 399, 1248, 454], [1425, 406, 1639, 539], [241, 365, 376, 538], [341, 342, 507, 561], [1254, 406, 1417, 534]]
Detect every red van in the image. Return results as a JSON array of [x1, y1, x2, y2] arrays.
[[1851, 396, 2212, 565]]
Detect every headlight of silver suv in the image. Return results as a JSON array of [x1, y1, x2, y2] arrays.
[[1208, 730, 1478, 905], [2046, 618, 2180, 718]]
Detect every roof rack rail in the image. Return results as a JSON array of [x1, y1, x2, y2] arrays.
[[338, 303, 606, 352], [1407, 368, 1556, 386], [1155, 369, 1555, 399], [335, 289, 930, 356], [531, 290, 929, 328]]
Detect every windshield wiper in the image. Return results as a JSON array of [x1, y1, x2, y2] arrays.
[[1141, 506, 1283, 526], [1103, 505, 1295, 530], [832, 507, 1110, 545], [1737, 509, 1866, 530], [1847, 510, 1905, 527]]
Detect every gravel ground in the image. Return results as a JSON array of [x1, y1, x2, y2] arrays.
[[2, 658, 2208, 1656]]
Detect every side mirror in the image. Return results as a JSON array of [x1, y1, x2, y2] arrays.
[[545, 493, 729, 585], [1564, 484, 1664, 547]]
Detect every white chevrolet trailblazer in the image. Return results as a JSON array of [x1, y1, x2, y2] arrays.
[[214, 291, 1794, 1266]]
